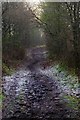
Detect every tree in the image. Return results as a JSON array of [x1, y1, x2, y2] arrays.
[[66, 2, 80, 82], [39, 2, 80, 82], [2, 2, 34, 65], [40, 3, 72, 60]]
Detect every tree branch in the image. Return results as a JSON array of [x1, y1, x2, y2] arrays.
[[2, 2, 8, 15], [65, 2, 73, 26], [27, 6, 55, 37]]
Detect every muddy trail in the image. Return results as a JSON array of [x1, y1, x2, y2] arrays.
[[2, 47, 79, 120]]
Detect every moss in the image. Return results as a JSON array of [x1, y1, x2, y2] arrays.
[[63, 95, 79, 110], [0, 93, 5, 109], [58, 62, 73, 75], [59, 62, 68, 71], [2, 63, 15, 76]]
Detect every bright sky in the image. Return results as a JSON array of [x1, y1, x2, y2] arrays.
[[29, 0, 40, 2], [26, 0, 44, 4], [25, 0, 44, 17]]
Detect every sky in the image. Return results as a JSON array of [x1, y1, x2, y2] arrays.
[[26, 0, 44, 3]]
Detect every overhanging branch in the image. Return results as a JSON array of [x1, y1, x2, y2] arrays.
[[28, 6, 55, 37]]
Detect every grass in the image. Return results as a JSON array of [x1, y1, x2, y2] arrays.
[[63, 94, 79, 110], [0, 89, 6, 109], [57, 62, 76, 76], [53, 63, 79, 90], [2, 63, 15, 76], [52, 63, 79, 112]]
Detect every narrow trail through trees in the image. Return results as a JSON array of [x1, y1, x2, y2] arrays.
[[2, 47, 78, 119]]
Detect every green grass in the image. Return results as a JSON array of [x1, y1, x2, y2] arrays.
[[53, 63, 78, 89], [51, 63, 79, 112], [2, 63, 15, 76], [0, 92, 5, 109], [59, 62, 76, 77], [63, 95, 79, 110]]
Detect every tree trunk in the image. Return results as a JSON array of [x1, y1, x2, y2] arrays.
[[73, 26, 80, 83]]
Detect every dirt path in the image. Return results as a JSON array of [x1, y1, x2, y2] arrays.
[[2, 47, 78, 119]]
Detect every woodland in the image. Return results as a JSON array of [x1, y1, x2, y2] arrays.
[[2, 2, 80, 119]]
